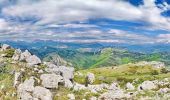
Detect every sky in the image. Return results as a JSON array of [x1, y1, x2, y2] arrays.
[[0, 0, 170, 44]]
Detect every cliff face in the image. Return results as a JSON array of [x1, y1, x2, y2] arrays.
[[0, 44, 170, 100]]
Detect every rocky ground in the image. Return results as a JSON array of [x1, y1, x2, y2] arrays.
[[0, 44, 170, 100]]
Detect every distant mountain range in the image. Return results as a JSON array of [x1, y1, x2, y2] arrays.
[[1, 40, 170, 53], [1, 40, 170, 69]]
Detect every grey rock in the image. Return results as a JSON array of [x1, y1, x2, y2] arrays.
[[26, 55, 41, 66], [108, 82, 120, 90], [87, 84, 109, 93], [40, 74, 63, 89], [33, 86, 52, 100], [45, 62, 74, 80], [20, 50, 32, 61], [126, 82, 135, 90], [99, 90, 127, 100], [17, 77, 35, 100], [19, 91, 33, 100], [64, 79, 74, 89], [73, 83, 87, 91], [12, 49, 22, 61], [86, 72, 95, 84], [67, 94, 75, 100], [13, 72, 22, 87], [1, 44, 11, 51], [59, 66, 74, 80], [138, 81, 157, 90]]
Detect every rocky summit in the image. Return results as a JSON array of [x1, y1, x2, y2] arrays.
[[0, 44, 170, 100]]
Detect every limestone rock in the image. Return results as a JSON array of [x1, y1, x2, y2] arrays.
[[86, 72, 95, 84], [45, 62, 74, 80], [17, 77, 35, 93], [17, 77, 35, 100], [99, 90, 126, 100], [64, 79, 74, 89], [59, 66, 74, 80], [26, 55, 41, 66], [33, 86, 52, 100], [73, 83, 87, 91], [108, 82, 120, 90], [12, 49, 22, 61], [19, 91, 33, 100], [40, 74, 63, 89], [13, 72, 22, 87], [126, 82, 135, 90], [1, 44, 11, 51], [20, 50, 31, 61], [138, 81, 157, 90], [67, 94, 75, 100]]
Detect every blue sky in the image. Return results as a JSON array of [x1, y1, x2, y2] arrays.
[[0, 0, 170, 44]]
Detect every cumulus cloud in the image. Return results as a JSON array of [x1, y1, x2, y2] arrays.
[[0, 0, 170, 44]]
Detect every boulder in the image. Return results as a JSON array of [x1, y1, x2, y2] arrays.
[[13, 72, 22, 87], [26, 55, 41, 66], [99, 90, 126, 100], [40, 74, 63, 89], [1, 44, 11, 51], [12, 49, 22, 61], [73, 83, 87, 91], [59, 66, 74, 80], [45, 62, 74, 80], [138, 81, 157, 90], [64, 79, 74, 89], [45, 63, 61, 75], [158, 88, 170, 94], [87, 84, 109, 93], [126, 82, 135, 90], [17, 77, 35, 93], [86, 72, 95, 84], [20, 50, 31, 61], [33, 86, 52, 100], [17, 77, 35, 100], [67, 94, 75, 100], [108, 82, 120, 90], [19, 91, 33, 100]]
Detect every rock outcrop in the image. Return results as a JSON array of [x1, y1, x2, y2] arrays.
[[40, 74, 63, 89], [86, 72, 95, 84], [12, 49, 22, 61], [26, 55, 41, 66], [33, 86, 52, 100], [1, 44, 11, 51], [138, 81, 157, 90]]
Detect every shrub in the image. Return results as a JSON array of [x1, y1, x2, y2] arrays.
[[161, 68, 169, 74], [4, 49, 15, 57], [0, 63, 7, 73], [151, 70, 159, 75]]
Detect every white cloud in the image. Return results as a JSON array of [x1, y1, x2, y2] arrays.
[[0, 0, 170, 44], [2, 0, 169, 29], [2, 0, 142, 25]]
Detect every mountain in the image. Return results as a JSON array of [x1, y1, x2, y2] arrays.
[[1, 40, 170, 69]]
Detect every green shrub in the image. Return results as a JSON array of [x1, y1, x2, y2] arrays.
[[0, 64, 7, 73], [151, 70, 159, 75], [4, 49, 15, 57], [161, 68, 169, 74]]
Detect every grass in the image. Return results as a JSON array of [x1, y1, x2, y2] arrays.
[[74, 63, 170, 86]]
